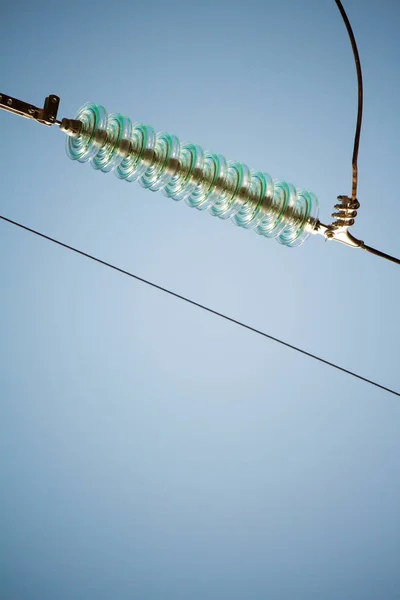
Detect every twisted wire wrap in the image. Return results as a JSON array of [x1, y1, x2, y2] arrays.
[[66, 103, 319, 247]]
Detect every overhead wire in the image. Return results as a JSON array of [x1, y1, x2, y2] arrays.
[[334, 0, 363, 201], [333, 1, 400, 265], [0, 213, 398, 398], [361, 243, 400, 266]]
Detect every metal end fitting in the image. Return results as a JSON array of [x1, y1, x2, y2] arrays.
[[0, 92, 60, 126], [59, 118, 83, 137], [311, 194, 363, 248]]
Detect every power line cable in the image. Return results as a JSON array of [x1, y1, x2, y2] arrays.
[[361, 243, 400, 266], [1, 213, 398, 398], [335, 0, 363, 201]]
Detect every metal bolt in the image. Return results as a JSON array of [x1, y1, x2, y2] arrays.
[[51, 97, 57, 103], [7, 98, 12, 106], [0, 95, 2, 101], [28, 107, 35, 114]]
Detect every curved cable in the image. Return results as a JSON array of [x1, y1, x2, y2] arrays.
[[334, 0, 363, 200], [0, 214, 398, 398]]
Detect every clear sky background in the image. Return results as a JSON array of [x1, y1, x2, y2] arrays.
[[1, 1, 399, 598]]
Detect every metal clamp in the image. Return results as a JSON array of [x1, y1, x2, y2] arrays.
[[0, 92, 60, 126], [331, 195, 360, 227], [311, 195, 363, 248], [313, 220, 363, 247]]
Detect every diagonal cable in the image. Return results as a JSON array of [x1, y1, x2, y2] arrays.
[[0, 213, 398, 398]]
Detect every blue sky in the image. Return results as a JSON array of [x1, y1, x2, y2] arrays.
[[1, 1, 399, 598]]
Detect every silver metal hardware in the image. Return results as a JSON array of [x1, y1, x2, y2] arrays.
[[0, 92, 60, 126]]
